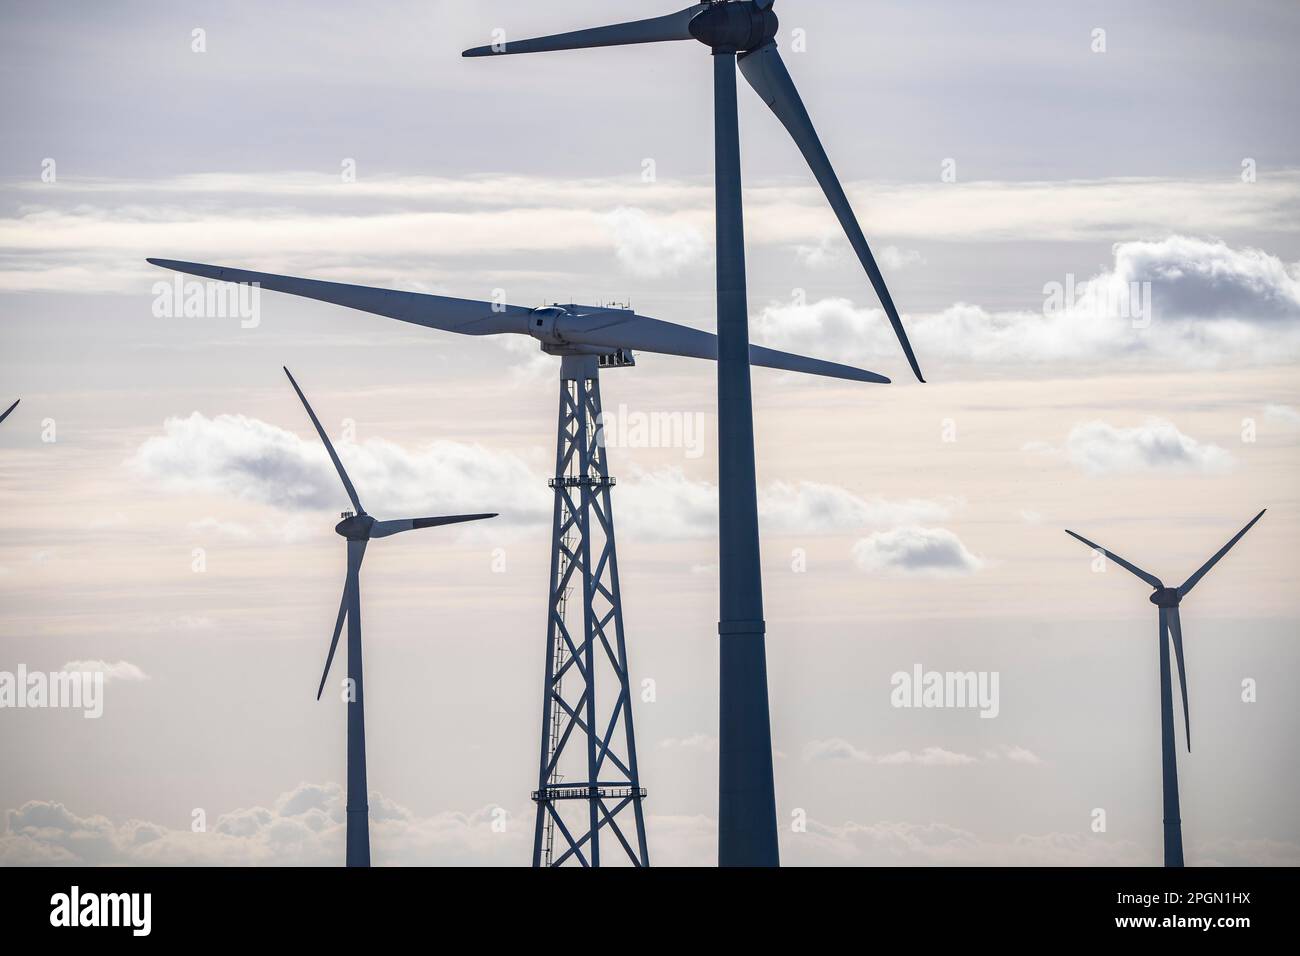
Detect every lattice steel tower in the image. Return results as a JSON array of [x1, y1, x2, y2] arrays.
[[531, 352, 649, 867]]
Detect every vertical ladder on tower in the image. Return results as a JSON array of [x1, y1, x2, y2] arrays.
[[540, 521, 574, 866]]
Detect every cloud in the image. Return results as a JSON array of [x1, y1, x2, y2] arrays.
[[604, 207, 708, 279], [877, 747, 978, 767], [754, 236, 1300, 372], [1033, 419, 1235, 476], [804, 740, 979, 767], [879, 246, 924, 271], [5, 169, 1299, 293], [131, 415, 960, 544], [761, 482, 956, 534], [793, 237, 920, 271], [851, 527, 983, 576], [0, 785, 527, 866], [1265, 404, 1300, 426], [129, 412, 549, 522], [621, 469, 957, 540], [1112, 235, 1300, 320], [5, 789, 1289, 868], [804, 739, 1040, 767], [61, 660, 149, 682], [985, 745, 1046, 766]]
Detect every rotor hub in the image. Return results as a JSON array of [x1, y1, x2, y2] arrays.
[[689, 1, 778, 53], [1150, 587, 1181, 608], [335, 513, 374, 540]]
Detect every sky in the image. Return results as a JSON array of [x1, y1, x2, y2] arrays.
[[1, 0, 1298, 866]]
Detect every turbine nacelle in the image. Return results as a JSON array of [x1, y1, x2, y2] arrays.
[[335, 512, 374, 540], [1149, 587, 1182, 608], [688, 1, 778, 53]]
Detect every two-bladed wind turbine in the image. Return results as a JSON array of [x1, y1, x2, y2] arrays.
[[283, 366, 496, 867], [462, 0, 925, 866], [147, 258, 886, 867], [0, 400, 18, 426], [1065, 509, 1266, 867]]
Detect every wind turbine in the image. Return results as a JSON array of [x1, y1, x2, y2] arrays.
[[0, 400, 18, 425], [283, 366, 497, 867], [147, 258, 887, 866], [461, 0, 924, 866], [1065, 509, 1266, 867]]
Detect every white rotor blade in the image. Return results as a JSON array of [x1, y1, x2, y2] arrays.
[[1064, 529, 1164, 589], [1167, 607, 1191, 752], [371, 513, 498, 539], [317, 542, 365, 700], [462, 4, 706, 57], [284, 367, 364, 516], [738, 42, 925, 383], [147, 259, 531, 336], [559, 310, 889, 384], [1178, 509, 1266, 598]]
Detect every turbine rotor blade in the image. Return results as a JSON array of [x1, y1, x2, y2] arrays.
[[558, 310, 889, 384], [1168, 607, 1191, 751], [1064, 529, 1164, 589], [462, 4, 706, 57], [1178, 509, 1266, 598], [738, 42, 925, 383], [370, 513, 498, 539], [0, 399, 18, 425], [146, 259, 532, 336], [318, 546, 369, 702], [283, 367, 363, 515]]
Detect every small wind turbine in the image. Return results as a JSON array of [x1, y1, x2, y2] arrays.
[[283, 367, 497, 867], [461, 0, 927, 866], [0, 399, 18, 425], [1065, 509, 1266, 867]]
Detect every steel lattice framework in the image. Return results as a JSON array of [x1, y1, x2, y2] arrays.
[[531, 354, 649, 867]]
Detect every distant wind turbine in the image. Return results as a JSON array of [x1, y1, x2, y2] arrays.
[[284, 367, 497, 867], [0, 399, 18, 425], [1065, 509, 1266, 867]]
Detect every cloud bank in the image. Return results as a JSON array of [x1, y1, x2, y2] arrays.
[[129, 414, 958, 542], [755, 236, 1300, 371]]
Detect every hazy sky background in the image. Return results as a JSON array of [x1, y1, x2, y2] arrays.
[[1, 0, 1298, 865]]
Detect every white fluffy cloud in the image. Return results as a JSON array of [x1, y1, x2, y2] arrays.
[[128, 412, 549, 522], [851, 526, 983, 576], [755, 236, 1300, 371], [604, 207, 709, 279], [1029, 419, 1235, 476]]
